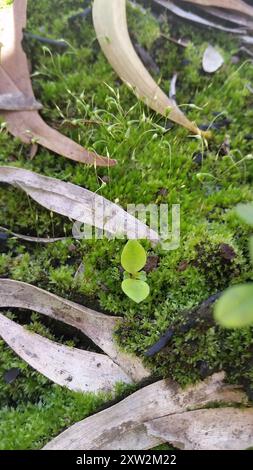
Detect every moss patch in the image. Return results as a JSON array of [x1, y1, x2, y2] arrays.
[[0, 0, 253, 448]]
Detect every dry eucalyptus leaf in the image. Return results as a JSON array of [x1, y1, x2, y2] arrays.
[[0, 226, 68, 243], [93, 0, 203, 135], [155, 0, 246, 34], [43, 372, 248, 450], [201, 6, 253, 29], [182, 0, 253, 18], [0, 0, 115, 167], [0, 167, 158, 242], [202, 45, 224, 73], [0, 279, 149, 382], [0, 313, 132, 393], [146, 408, 253, 450]]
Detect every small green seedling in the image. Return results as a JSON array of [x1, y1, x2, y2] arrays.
[[214, 202, 253, 328], [121, 240, 150, 303]]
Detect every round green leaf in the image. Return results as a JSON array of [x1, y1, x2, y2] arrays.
[[121, 240, 147, 274], [121, 279, 150, 303], [214, 284, 253, 328], [236, 203, 253, 227]]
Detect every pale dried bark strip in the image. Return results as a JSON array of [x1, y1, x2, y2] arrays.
[[43, 372, 248, 450], [146, 408, 253, 450]]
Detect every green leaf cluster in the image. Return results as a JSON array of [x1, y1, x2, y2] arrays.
[[121, 240, 150, 303]]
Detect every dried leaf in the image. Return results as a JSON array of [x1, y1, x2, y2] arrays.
[[0, 279, 150, 382], [146, 408, 253, 450], [201, 6, 253, 29], [0, 312, 132, 392], [155, 0, 246, 34], [0, 226, 68, 243], [202, 45, 224, 73], [92, 0, 203, 135], [0, 0, 115, 167], [241, 35, 253, 44], [0, 167, 159, 241], [182, 0, 253, 18], [43, 372, 248, 449]]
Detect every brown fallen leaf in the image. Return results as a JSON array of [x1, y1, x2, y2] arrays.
[[0, 279, 150, 382], [147, 408, 253, 450], [0, 166, 159, 241], [0, 312, 132, 393], [182, 0, 253, 18], [92, 0, 204, 136], [43, 372, 248, 450], [0, 0, 115, 167]]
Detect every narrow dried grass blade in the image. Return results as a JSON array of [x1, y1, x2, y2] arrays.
[[0, 226, 68, 243]]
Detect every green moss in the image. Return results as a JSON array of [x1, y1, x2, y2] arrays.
[[1, 0, 253, 449]]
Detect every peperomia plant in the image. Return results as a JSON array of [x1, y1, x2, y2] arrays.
[[121, 240, 150, 303], [214, 202, 253, 328]]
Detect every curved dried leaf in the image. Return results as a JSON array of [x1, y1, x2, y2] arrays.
[[182, 0, 253, 18], [0, 313, 132, 392], [155, 0, 246, 34], [201, 6, 253, 29], [0, 0, 115, 167], [202, 45, 224, 73], [43, 372, 248, 450], [0, 166, 159, 241], [92, 0, 202, 135], [0, 226, 68, 243], [146, 408, 253, 450], [0, 279, 149, 382]]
